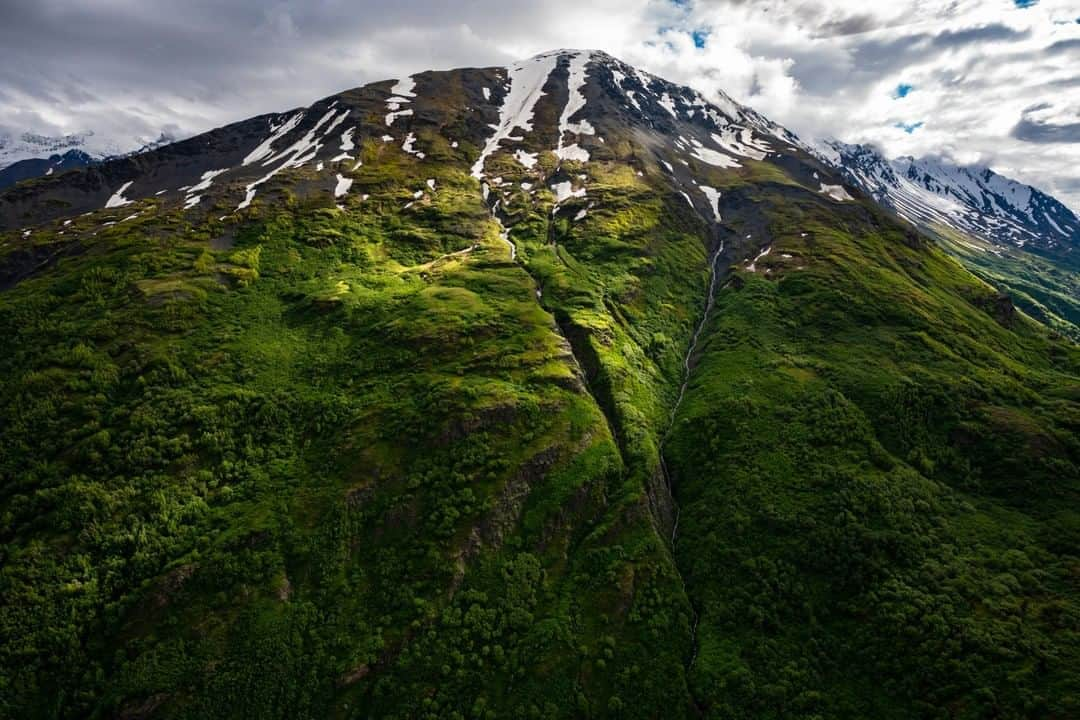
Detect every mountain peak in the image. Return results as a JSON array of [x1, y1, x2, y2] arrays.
[[1, 47, 820, 233], [818, 139, 1079, 254]]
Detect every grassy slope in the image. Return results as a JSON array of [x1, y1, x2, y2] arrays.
[[665, 190, 1080, 718], [0, 141, 705, 718], [1, 115, 1078, 720], [931, 224, 1080, 343]]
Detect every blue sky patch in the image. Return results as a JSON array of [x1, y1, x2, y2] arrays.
[[691, 29, 709, 48], [1013, 0, 1038, 7], [894, 83, 914, 98], [895, 121, 925, 134]]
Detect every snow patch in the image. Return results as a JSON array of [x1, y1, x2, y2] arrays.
[[334, 174, 353, 198], [689, 139, 741, 168], [237, 188, 257, 210], [340, 127, 355, 152], [471, 52, 560, 178], [402, 132, 424, 158], [183, 168, 227, 210], [514, 149, 538, 169], [658, 93, 679, 119], [323, 109, 350, 138], [244, 112, 304, 166], [820, 183, 853, 202], [390, 76, 416, 98], [1045, 212, 1067, 236], [699, 185, 722, 221], [386, 108, 413, 126], [263, 107, 337, 167], [236, 109, 340, 210], [557, 144, 589, 162], [746, 246, 771, 272], [555, 50, 596, 162], [105, 181, 134, 208], [550, 180, 586, 205], [710, 127, 770, 161]]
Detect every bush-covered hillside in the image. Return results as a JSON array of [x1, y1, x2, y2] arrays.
[[1, 50, 1077, 719]]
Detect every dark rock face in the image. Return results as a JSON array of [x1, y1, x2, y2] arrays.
[[974, 291, 1018, 327]]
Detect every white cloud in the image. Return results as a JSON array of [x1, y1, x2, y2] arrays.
[[0, 0, 1077, 208]]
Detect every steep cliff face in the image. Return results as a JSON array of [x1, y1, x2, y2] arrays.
[[1, 50, 1077, 719]]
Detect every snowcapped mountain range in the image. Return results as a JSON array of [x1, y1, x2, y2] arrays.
[[3, 49, 1077, 274], [0, 129, 176, 179], [0, 130, 116, 169], [815, 140, 1079, 258]]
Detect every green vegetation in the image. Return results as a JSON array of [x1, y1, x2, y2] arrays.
[[933, 223, 1080, 342], [0, 140, 1077, 719], [667, 192, 1080, 718]]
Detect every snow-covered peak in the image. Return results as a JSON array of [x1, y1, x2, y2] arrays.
[[817, 138, 1079, 252], [0, 128, 176, 172]]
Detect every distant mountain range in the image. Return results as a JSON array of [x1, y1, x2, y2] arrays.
[[0, 129, 176, 189], [815, 140, 1079, 260]]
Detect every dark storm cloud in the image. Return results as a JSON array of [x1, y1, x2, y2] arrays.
[[813, 13, 881, 37], [932, 24, 1030, 47], [1013, 118, 1080, 142], [1012, 104, 1080, 143], [1046, 37, 1080, 53], [849, 24, 1030, 76]]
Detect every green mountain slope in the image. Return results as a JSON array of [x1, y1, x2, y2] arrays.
[[933, 224, 1080, 343], [665, 187, 1080, 718], [1, 50, 1077, 719]]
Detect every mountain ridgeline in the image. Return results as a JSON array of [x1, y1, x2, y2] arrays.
[[1, 49, 1078, 719], [820, 140, 1080, 341]]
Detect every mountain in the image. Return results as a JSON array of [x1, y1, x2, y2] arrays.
[[0, 129, 176, 189], [1, 49, 1078, 719], [817, 140, 1080, 255], [819, 140, 1080, 339], [0, 149, 96, 191]]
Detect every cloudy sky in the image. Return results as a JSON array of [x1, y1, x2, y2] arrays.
[[2, 0, 1078, 207]]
